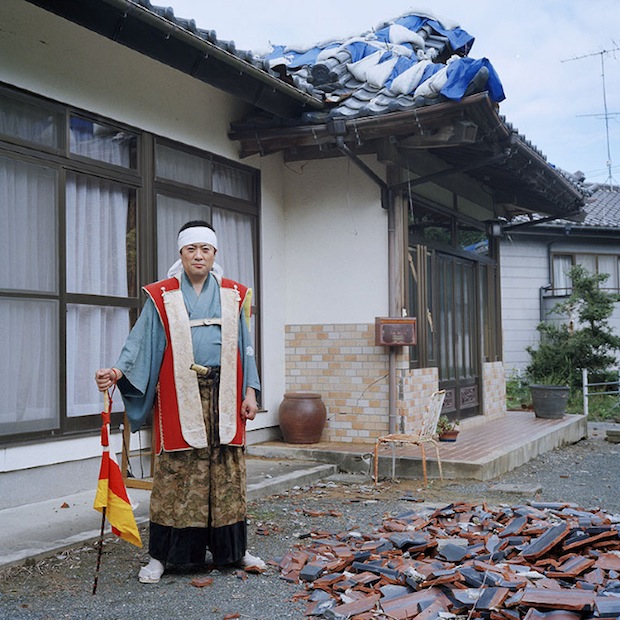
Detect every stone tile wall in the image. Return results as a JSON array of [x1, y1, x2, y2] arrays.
[[397, 367, 440, 434], [482, 361, 506, 421], [285, 324, 389, 443], [284, 324, 505, 443]]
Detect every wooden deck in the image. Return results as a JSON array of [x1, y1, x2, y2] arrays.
[[247, 411, 588, 482]]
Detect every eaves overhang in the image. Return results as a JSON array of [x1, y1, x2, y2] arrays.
[[229, 93, 587, 218], [24, 0, 324, 119]]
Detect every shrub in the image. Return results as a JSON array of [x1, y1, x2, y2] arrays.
[[526, 265, 620, 391], [506, 373, 532, 410]]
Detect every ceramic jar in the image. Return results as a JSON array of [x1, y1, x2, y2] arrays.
[[278, 392, 326, 444]]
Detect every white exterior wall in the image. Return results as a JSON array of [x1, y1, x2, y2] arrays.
[[500, 236, 550, 374], [282, 158, 389, 325], [247, 153, 288, 428], [243, 154, 390, 425], [0, 0, 245, 160]]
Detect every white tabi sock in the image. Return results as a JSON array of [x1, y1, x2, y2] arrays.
[[138, 557, 165, 583]]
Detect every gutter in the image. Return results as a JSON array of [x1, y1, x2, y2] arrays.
[[26, 0, 324, 115], [115, 0, 322, 108], [107, 0, 324, 109]]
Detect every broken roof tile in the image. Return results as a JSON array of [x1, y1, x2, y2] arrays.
[[279, 500, 620, 618]]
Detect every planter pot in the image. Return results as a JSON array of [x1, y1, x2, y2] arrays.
[[438, 430, 459, 442], [530, 384, 569, 419], [278, 392, 327, 444], [605, 429, 620, 444]]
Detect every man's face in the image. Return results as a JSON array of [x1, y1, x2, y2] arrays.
[[180, 243, 216, 281]]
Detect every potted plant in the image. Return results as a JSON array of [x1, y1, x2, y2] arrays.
[[436, 415, 459, 442], [527, 372, 570, 419]]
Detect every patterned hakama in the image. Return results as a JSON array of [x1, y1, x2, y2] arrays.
[[148, 374, 247, 566]]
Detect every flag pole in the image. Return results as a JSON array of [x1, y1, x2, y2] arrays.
[[92, 506, 106, 595], [92, 383, 142, 593], [92, 390, 110, 595]]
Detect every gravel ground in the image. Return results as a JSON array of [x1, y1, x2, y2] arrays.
[[1, 422, 618, 620]]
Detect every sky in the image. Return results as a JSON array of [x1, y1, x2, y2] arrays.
[[164, 0, 620, 186]]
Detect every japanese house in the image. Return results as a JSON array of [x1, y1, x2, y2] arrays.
[[0, 0, 588, 506]]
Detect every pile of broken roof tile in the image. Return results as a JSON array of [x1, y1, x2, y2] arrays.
[[277, 501, 620, 619]]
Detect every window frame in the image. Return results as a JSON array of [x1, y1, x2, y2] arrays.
[[0, 83, 261, 445], [550, 252, 620, 296]]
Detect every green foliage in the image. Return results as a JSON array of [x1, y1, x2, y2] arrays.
[[526, 265, 620, 391], [583, 392, 620, 422], [506, 368, 620, 421], [505, 374, 532, 410]]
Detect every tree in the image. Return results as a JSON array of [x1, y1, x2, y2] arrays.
[[526, 264, 620, 390]]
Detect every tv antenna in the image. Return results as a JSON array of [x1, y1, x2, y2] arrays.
[[562, 44, 620, 189]]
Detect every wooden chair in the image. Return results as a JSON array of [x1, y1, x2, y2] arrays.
[[373, 389, 446, 486]]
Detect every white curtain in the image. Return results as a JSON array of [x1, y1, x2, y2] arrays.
[[0, 156, 58, 435], [552, 255, 573, 294], [0, 299, 59, 434], [212, 208, 255, 289], [0, 94, 58, 148], [66, 173, 130, 296], [0, 156, 57, 292], [156, 144, 210, 189], [598, 255, 618, 290], [212, 208, 257, 341], [213, 163, 252, 200], [70, 119, 131, 168], [65, 130, 132, 417], [66, 304, 129, 417]]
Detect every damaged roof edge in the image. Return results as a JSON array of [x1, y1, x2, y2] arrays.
[[24, 0, 324, 117], [230, 92, 587, 215], [509, 136, 586, 208]]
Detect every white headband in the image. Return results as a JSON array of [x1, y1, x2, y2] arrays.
[[177, 226, 218, 251]]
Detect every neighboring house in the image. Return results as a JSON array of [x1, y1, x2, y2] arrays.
[[501, 182, 620, 375], [0, 0, 588, 508]]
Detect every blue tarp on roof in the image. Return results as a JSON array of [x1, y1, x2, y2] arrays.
[[394, 15, 475, 54], [441, 57, 505, 102], [261, 11, 504, 121]]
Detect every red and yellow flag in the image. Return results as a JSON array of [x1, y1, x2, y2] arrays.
[[93, 392, 142, 547]]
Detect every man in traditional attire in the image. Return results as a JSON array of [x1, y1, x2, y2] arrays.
[[95, 220, 262, 583]]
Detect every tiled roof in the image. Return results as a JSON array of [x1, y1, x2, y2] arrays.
[[107, 1, 574, 203], [132, 0, 257, 63], [509, 184, 620, 230], [568, 185, 620, 229], [259, 11, 506, 124], [25, 0, 591, 216], [137, 1, 584, 198], [131, 2, 505, 124]]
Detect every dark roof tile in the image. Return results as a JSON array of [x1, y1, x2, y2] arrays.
[[510, 185, 620, 230], [129, 1, 587, 203]]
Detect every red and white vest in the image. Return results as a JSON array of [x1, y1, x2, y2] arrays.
[[144, 274, 251, 453]]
